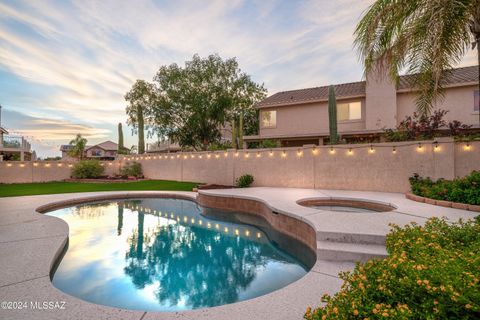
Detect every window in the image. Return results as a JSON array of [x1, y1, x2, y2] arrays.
[[261, 110, 277, 128], [337, 102, 362, 121]]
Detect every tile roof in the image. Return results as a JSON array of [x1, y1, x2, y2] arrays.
[[89, 140, 118, 151], [258, 65, 478, 108]]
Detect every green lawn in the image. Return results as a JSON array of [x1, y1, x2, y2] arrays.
[[0, 180, 199, 197]]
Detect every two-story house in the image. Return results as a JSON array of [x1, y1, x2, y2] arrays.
[[60, 140, 118, 160], [244, 65, 479, 147]]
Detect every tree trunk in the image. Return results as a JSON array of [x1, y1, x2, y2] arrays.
[[137, 106, 145, 154], [238, 113, 244, 149], [231, 119, 237, 149]]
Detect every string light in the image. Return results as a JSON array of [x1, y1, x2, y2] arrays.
[[256, 232, 261, 238], [245, 152, 250, 158], [347, 148, 353, 155], [57, 163, 63, 167], [269, 150, 274, 157], [176, 154, 180, 158], [368, 145, 375, 154], [417, 143, 423, 151], [170, 155, 174, 159], [329, 147, 335, 154], [6, 163, 12, 167], [245, 230, 250, 236], [312, 147, 318, 155], [296, 149, 303, 157], [464, 143, 471, 151], [433, 141, 439, 152], [19, 164, 25, 168], [224, 227, 229, 233], [224, 152, 228, 157], [44, 163, 51, 167], [234, 151, 239, 157], [235, 229, 239, 235], [198, 155, 203, 159], [207, 154, 211, 159], [190, 154, 195, 159], [33, 162, 39, 167], [392, 146, 397, 154], [256, 151, 261, 158], [281, 150, 287, 158], [183, 155, 188, 159], [215, 154, 220, 158]]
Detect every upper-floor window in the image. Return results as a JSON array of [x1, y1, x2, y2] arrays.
[[261, 110, 277, 128], [337, 101, 362, 121], [91, 149, 103, 156]]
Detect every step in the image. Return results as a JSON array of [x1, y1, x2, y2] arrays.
[[316, 240, 388, 262], [316, 231, 386, 245]]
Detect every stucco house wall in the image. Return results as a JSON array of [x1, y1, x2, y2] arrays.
[[259, 98, 366, 138], [397, 84, 479, 126]]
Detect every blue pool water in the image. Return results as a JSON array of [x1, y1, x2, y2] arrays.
[[47, 198, 311, 311]]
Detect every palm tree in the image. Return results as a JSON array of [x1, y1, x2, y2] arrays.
[[68, 134, 87, 160], [354, 0, 480, 123]]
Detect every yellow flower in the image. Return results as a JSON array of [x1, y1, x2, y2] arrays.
[[466, 304, 472, 309], [333, 307, 338, 314], [353, 309, 359, 316], [416, 280, 422, 285]]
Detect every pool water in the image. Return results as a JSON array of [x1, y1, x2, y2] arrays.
[[47, 198, 309, 311]]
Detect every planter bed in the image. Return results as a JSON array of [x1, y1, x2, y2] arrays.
[[405, 192, 480, 212]]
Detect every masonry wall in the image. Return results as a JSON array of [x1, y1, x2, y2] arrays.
[[0, 139, 478, 193]]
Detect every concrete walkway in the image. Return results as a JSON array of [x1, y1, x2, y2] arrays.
[[0, 188, 476, 320]]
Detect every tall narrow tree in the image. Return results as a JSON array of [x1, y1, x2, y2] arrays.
[[125, 80, 154, 154], [328, 86, 339, 144], [355, 0, 480, 123], [118, 123, 125, 154]]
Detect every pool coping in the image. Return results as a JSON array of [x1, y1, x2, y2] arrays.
[[0, 188, 477, 320]]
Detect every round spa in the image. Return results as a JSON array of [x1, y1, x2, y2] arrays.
[[46, 198, 313, 311], [298, 198, 396, 213]]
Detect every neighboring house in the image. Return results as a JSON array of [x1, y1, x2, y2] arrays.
[[60, 144, 76, 161], [85, 141, 118, 160], [244, 65, 480, 147], [0, 126, 34, 161], [60, 140, 118, 160]]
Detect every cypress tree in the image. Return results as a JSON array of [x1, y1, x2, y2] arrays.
[[137, 105, 145, 154], [328, 85, 338, 144]]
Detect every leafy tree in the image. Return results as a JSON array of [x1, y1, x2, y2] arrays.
[[354, 0, 480, 120], [125, 80, 155, 154], [152, 54, 266, 150], [68, 134, 87, 160]]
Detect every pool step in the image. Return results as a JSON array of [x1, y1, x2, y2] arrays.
[[316, 240, 388, 263], [316, 231, 386, 245]]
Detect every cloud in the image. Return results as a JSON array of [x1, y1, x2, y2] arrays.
[[2, 108, 111, 157]]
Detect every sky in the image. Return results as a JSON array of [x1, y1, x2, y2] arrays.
[[0, 0, 477, 157]]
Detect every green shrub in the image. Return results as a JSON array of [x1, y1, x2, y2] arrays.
[[410, 171, 480, 205], [236, 174, 254, 188], [305, 218, 480, 320], [71, 160, 105, 179], [120, 162, 143, 178]]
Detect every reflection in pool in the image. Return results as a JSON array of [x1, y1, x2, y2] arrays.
[[47, 198, 310, 311]]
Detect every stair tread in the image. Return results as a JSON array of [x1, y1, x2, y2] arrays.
[[317, 240, 387, 255]]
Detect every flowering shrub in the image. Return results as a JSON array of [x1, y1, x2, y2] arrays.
[[305, 218, 480, 319], [410, 171, 480, 205], [384, 109, 471, 142]]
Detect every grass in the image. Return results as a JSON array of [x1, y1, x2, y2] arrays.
[[0, 180, 199, 197]]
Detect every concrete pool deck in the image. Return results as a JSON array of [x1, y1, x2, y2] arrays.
[[0, 188, 477, 320]]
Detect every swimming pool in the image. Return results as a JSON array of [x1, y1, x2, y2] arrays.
[[47, 198, 311, 311]]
